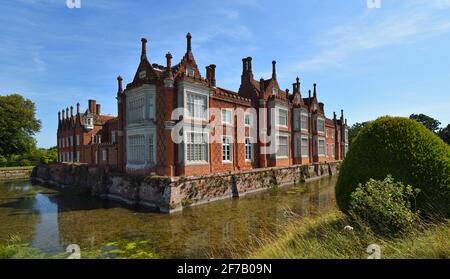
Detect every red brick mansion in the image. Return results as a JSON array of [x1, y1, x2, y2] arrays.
[[57, 33, 348, 177]]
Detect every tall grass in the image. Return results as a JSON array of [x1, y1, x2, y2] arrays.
[[214, 210, 450, 259]]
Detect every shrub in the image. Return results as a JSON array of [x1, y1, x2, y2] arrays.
[[350, 175, 420, 235], [336, 116, 450, 216]]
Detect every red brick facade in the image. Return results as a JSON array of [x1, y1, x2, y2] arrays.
[[57, 33, 348, 177]]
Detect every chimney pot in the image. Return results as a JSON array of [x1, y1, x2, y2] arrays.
[[77, 103, 80, 114], [117, 76, 123, 94]]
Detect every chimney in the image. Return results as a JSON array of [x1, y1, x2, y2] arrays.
[[70, 106, 73, 117], [313, 83, 317, 99], [88, 99, 96, 114], [117, 76, 123, 95], [186, 32, 192, 53], [308, 89, 311, 99], [58, 111, 61, 121], [77, 103, 80, 114], [247, 57, 252, 73], [333, 112, 337, 120], [166, 52, 172, 69], [260, 78, 265, 93], [141, 38, 147, 61], [66, 108, 69, 119], [293, 77, 300, 94], [96, 104, 101, 115], [206, 64, 216, 87], [272, 60, 277, 79], [341, 109, 344, 120], [62, 109, 65, 121]]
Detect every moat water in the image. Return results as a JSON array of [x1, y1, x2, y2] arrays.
[[0, 176, 337, 258]]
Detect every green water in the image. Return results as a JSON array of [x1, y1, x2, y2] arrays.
[[0, 177, 337, 258]]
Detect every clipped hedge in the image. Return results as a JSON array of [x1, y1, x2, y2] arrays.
[[336, 116, 450, 216]]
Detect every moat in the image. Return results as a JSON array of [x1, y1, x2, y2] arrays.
[[0, 176, 336, 258]]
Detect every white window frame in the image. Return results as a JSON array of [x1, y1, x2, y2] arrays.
[[186, 92, 208, 120], [221, 109, 233, 126], [102, 149, 107, 161], [276, 135, 289, 159], [272, 88, 278, 96], [111, 131, 116, 144], [301, 112, 309, 131], [244, 113, 252, 127], [318, 137, 326, 156], [245, 137, 253, 162], [222, 136, 233, 163], [277, 108, 288, 127], [185, 131, 209, 164], [317, 117, 325, 134], [301, 136, 309, 158]]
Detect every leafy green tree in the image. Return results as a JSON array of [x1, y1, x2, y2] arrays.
[[409, 114, 441, 133], [348, 122, 369, 146], [0, 94, 41, 157], [439, 124, 450, 145]]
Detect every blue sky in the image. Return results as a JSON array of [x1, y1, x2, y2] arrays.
[[1, 0, 450, 148]]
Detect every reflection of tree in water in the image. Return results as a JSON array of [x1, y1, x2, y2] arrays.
[[0, 180, 42, 244]]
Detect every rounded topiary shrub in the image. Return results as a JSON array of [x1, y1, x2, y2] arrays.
[[336, 116, 450, 216]]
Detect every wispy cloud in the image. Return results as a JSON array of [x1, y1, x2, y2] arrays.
[[292, 0, 450, 71]]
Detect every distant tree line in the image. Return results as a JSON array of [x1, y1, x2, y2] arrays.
[[0, 94, 57, 167], [348, 114, 450, 146]]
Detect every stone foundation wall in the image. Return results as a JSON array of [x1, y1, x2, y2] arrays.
[[0, 169, 33, 180], [31, 161, 341, 213]]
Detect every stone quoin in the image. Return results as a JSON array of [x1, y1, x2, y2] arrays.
[[56, 33, 349, 177]]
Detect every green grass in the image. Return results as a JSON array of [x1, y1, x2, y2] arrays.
[[243, 211, 450, 259], [0, 166, 35, 171]]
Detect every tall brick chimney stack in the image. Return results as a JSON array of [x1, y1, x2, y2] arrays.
[[165, 53, 173, 80], [96, 104, 101, 115], [58, 111, 61, 121], [313, 83, 317, 99], [62, 109, 65, 121], [88, 100, 96, 114], [70, 106, 73, 117], [206, 64, 216, 87], [117, 76, 123, 95], [141, 38, 147, 61], [76, 103, 80, 114]]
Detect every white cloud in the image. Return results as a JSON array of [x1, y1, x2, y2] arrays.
[[292, 0, 450, 71]]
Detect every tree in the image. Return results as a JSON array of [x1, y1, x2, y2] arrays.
[[0, 94, 41, 157], [439, 124, 450, 145], [348, 122, 369, 146], [409, 114, 441, 133]]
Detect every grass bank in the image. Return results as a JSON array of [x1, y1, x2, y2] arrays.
[[245, 210, 449, 259], [0, 166, 35, 171]]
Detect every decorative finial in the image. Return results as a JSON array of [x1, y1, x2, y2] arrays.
[[141, 38, 147, 61], [272, 60, 277, 79], [186, 32, 192, 53]]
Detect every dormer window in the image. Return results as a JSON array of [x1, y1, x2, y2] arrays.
[[84, 113, 94, 130], [139, 70, 146, 79], [186, 67, 195, 77], [272, 88, 278, 96]]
